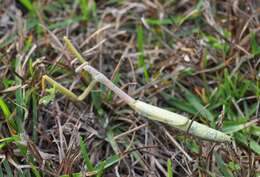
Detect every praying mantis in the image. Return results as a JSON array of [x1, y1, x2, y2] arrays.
[[41, 37, 231, 143]]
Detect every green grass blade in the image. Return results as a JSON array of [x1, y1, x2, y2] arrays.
[[0, 97, 16, 133], [0, 135, 20, 150], [223, 119, 257, 134], [72, 172, 82, 177], [3, 160, 13, 177], [48, 17, 82, 30], [15, 58, 24, 133], [79, 136, 94, 171], [0, 97, 11, 118], [100, 154, 120, 169], [136, 25, 149, 81], [167, 159, 173, 177], [32, 91, 38, 142], [161, 93, 197, 114], [180, 84, 214, 122], [79, 0, 89, 21], [235, 133, 260, 155], [106, 129, 119, 153], [0, 135, 20, 143], [31, 163, 41, 177], [214, 153, 234, 177], [24, 169, 31, 177], [145, 18, 174, 26], [0, 166, 3, 177], [94, 154, 120, 176], [18, 0, 34, 13], [250, 32, 260, 56], [18, 170, 25, 177], [96, 161, 105, 177]]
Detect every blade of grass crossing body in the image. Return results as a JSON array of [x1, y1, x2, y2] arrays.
[[79, 136, 94, 171], [106, 72, 121, 102], [137, 25, 149, 81]]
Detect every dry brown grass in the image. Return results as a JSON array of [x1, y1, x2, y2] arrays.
[[0, 0, 259, 176]]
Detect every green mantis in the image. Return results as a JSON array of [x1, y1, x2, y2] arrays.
[[41, 37, 231, 143]]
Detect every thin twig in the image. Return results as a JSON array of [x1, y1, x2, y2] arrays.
[[164, 128, 193, 162]]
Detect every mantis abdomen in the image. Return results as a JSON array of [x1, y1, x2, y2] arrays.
[[132, 100, 231, 142]]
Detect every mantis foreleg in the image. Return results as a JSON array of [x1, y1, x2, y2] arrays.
[[42, 75, 97, 102]]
